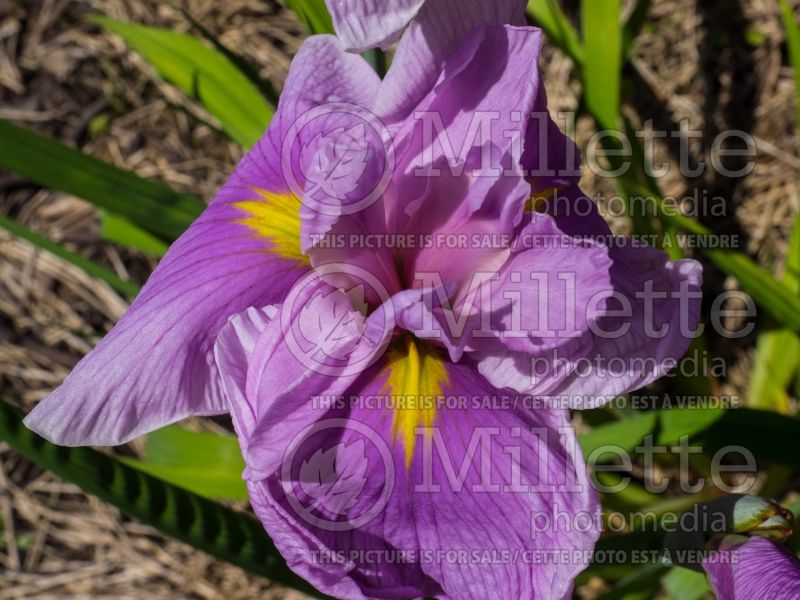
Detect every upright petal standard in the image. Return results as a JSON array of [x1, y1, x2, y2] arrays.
[[324, 0, 526, 55]]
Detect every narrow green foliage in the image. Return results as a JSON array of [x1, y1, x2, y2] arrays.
[[527, 0, 584, 64], [120, 426, 248, 500], [622, 0, 653, 58], [579, 412, 657, 460], [284, 0, 335, 35], [174, 6, 280, 106], [661, 567, 711, 600], [0, 214, 140, 298], [0, 402, 325, 598], [0, 119, 203, 242], [747, 212, 800, 411], [100, 213, 168, 256], [581, 0, 623, 130], [94, 16, 273, 148]]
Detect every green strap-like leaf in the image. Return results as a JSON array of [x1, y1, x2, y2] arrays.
[[529, 0, 650, 67], [748, 316, 800, 412], [581, 0, 623, 130], [94, 16, 273, 148], [100, 212, 169, 257], [596, 563, 667, 600], [693, 407, 800, 468], [120, 425, 248, 500], [623, 182, 800, 334], [579, 412, 658, 460], [284, 0, 335, 35], [0, 214, 140, 298], [527, 0, 584, 65], [175, 6, 279, 106], [0, 119, 203, 242], [581, 405, 800, 467], [780, 0, 800, 127], [0, 402, 326, 598], [661, 567, 711, 600], [622, 0, 653, 59]]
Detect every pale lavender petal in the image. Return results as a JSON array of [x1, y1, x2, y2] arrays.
[[703, 537, 800, 599], [244, 344, 598, 599], [391, 24, 543, 187], [23, 198, 308, 446], [247, 36, 381, 199], [299, 112, 403, 303], [386, 25, 543, 291], [475, 187, 703, 408], [216, 275, 395, 478], [399, 158, 531, 297], [24, 36, 379, 446], [471, 211, 614, 355], [374, 0, 528, 121], [213, 305, 277, 444], [325, 0, 426, 52]]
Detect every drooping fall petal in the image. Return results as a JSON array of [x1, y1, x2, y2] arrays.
[[24, 36, 379, 446]]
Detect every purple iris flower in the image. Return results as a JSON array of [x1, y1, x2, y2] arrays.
[[702, 536, 800, 600], [24, 6, 702, 599]]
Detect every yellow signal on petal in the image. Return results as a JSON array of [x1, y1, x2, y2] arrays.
[[382, 335, 449, 468], [525, 186, 561, 213], [234, 189, 308, 264]]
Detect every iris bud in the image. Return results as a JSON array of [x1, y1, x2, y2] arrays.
[[732, 495, 793, 540]]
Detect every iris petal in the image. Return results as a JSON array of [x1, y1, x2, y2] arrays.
[[24, 36, 381, 446], [241, 349, 598, 599], [703, 537, 800, 599]]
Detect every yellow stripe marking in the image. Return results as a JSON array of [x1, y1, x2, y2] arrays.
[[525, 185, 562, 213], [381, 335, 449, 467], [234, 189, 308, 264]]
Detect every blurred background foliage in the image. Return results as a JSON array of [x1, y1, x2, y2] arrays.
[[1, 0, 800, 598]]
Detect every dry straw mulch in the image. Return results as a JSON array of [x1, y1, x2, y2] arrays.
[[1, 0, 799, 597]]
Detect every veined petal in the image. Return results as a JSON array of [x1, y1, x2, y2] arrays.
[[386, 25, 544, 292], [325, 0, 426, 52], [243, 337, 599, 599], [468, 211, 614, 355], [299, 109, 404, 303], [703, 536, 800, 599], [213, 305, 277, 446], [375, 1, 528, 121], [399, 157, 531, 298], [23, 195, 308, 446], [475, 187, 703, 408], [391, 24, 543, 206], [24, 36, 380, 446], [216, 275, 396, 476]]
